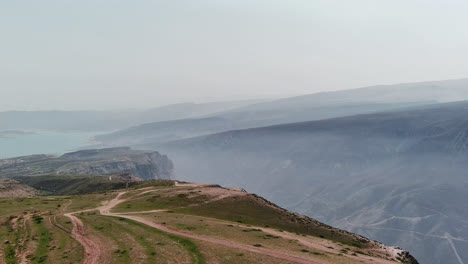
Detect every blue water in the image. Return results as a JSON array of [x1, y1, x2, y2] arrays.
[[0, 131, 98, 159]]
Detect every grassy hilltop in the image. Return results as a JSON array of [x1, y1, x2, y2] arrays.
[[0, 177, 417, 264]]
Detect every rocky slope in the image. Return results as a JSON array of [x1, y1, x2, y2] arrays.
[[0, 147, 174, 180], [0, 178, 39, 198]]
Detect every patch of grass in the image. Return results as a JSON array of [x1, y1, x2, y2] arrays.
[[114, 192, 210, 212], [83, 217, 131, 263], [13, 176, 174, 196], [342, 241, 365, 249], [176, 223, 197, 231], [242, 228, 262, 232], [116, 217, 205, 264], [4, 245, 16, 264], [261, 234, 281, 239], [47, 215, 84, 263], [31, 219, 51, 264], [0, 196, 66, 217], [174, 195, 370, 247]]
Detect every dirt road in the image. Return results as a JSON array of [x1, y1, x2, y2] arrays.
[[63, 212, 101, 264], [63, 188, 401, 264], [99, 191, 321, 264]]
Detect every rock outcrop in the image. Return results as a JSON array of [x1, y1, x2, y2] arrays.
[[0, 147, 174, 180]]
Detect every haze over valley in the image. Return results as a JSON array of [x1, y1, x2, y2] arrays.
[[2, 1, 468, 263], [3, 80, 468, 263]]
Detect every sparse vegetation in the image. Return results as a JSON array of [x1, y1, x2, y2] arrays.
[[174, 194, 370, 247], [0, 182, 417, 264]]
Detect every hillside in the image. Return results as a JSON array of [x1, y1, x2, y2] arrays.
[[0, 147, 174, 181], [0, 178, 39, 198], [12, 173, 146, 195], [94, 117, 234, 147], [0, 180, 417, 264], [94, 102, 430, 148], [157, 100, 468, 264]]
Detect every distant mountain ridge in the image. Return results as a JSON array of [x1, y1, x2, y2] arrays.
[[0, 100, 263, 132], [241, 78, 468, 109], [94, 117, 233, 147], [95, 78, 468, 148]]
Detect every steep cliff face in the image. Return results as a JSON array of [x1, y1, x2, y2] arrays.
[[57, 149, 174, 180], [0, 147, 174, 180]]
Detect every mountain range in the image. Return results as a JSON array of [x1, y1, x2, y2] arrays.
[[5, 78, 468, 263], [95, 78, 468, 148]]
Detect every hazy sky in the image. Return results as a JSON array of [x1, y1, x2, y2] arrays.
[[1, 0, 468, 111]]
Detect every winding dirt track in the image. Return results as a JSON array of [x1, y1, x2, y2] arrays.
[[65, 190, 321, 264], [63, 212, 101, 264], [100, 192, 321, 264]]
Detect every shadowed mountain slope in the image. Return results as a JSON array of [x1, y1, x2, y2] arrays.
[[95, 79, 468, 148], [157, 100, 468, 264]]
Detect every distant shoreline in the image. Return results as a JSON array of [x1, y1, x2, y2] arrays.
[[0, 130, 37, 138]]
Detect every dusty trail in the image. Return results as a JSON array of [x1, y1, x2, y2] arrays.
[[64, 212, 101, 264], [62, 192, 136, 264], [114, 213, 318, 264], [16, 214, 35, 264], [100, 191, 321, 264], [114, 188, 396, 264]]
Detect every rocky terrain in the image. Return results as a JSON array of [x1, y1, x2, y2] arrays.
[[0, 178, 39, 198], [0, 147, 174, 181]]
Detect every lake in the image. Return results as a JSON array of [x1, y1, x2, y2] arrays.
[[0, 131, 99, 159]]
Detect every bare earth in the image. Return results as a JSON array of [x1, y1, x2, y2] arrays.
[[64, 212, 101, 264]]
